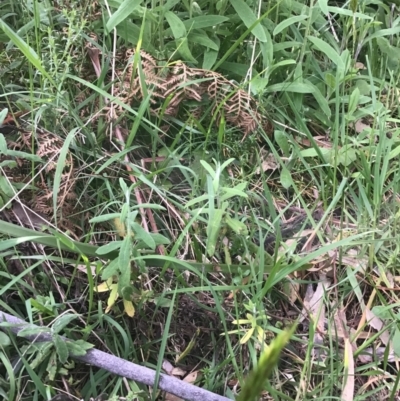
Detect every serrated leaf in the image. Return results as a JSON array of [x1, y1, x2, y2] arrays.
[[54, 334, 69, 364]]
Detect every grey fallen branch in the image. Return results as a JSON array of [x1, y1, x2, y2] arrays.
[[0, 311, 231, 401]]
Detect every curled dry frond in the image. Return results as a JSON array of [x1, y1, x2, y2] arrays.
[[85, 43, 272, 137]]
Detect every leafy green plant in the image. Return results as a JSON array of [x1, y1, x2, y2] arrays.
[[185, 158, 248, 257]]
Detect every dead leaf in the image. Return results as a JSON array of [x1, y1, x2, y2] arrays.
[[165, 371, 200, 401], [341, 338, 355, 401], [255, 151, 278, 174], [354, 119, 370, 134], [162, 360, 175, 375]]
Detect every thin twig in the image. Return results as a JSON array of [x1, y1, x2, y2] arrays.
[[0, 311, 231, 401]]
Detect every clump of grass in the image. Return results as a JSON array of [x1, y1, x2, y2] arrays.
[[1, 0, 400, 400]]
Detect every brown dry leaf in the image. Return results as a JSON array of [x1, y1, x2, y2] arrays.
[[162, 359, 175, 375], [354, 119, 370, 134], [255, 151, 279, 174], [341, 338, 355, 401], [165, 371, 200, 401], [300, 275, 331, 364]]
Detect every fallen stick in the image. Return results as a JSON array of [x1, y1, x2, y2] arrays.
[[0, 312, 232, 401]]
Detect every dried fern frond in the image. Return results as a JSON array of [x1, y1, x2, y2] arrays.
[[83, 43, 272, 137]]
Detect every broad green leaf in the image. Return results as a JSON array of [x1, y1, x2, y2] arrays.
[[176, 37, 197, 63], [131, 221, 156, 250], [101, 258, 120, 280], [96, 241, 123, 255], [0, 109, 7, 126], [393, 329, 400, 357], [308, 36, 344, 70], [53, 334, 69, 364], [203, 49, 218, 69], [2, 148, 42, 162], [0, 332, 10, 347], [300, 147, 332, 161], [47, 351, 58, 381], [185, 194, 209, 208], [250, 77, 269, 95], [327, 6, 373, 19], [280, 168, 293, 189], [220, 186, 248, 202], [188, 32, 219, 50], [118, 236, 131, 274], [206, 208, 224, 256], [265, 82, 315, 93], [336, 145, 358, 167], [66, 339, 94, 357], [226, 216, 248, 235], [106, 0, 142, 33], [200, 160, 217, 179], [389, 144, 400, 160], [18, 325, 49, 338], [183, 15, 229, 30], [364, 26, 400, 45], [165, 11, 186, 39], [274, 131, 290, 157], [318, 0, 329, 14], [230, 0, 267, 42], [306, 80, 331, 118], [52, 314, 80, 335], [89, 213, 122, 223], [0, 20, 55, 86], [0, 237, 45, 252], [348, 87, 360, 116], [273, 15, 309, 36]]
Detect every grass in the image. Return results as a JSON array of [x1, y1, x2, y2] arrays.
[[1, 0, 400, 400]]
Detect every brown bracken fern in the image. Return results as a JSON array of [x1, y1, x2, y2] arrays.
[[103, 48, 272, 137]]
